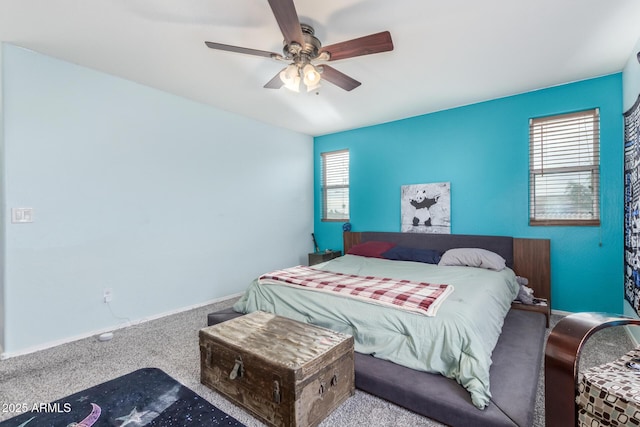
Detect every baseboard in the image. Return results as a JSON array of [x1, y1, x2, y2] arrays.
[[626, 326, 640, 348], [0, 293, 243, 360]]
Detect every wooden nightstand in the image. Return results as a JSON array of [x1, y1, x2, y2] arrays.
[[308, 250, 342, 266], [511, 298, 550, 327], [512, 238, 551, 328]]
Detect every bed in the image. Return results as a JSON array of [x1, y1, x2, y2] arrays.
[[207, 231, 549, 427]]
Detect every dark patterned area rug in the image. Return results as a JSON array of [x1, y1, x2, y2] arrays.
[[0, 368, 245, 426]]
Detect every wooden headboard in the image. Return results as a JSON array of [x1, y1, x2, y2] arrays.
[[343, 231, 551, 306]]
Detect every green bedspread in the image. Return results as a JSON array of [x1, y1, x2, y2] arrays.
[[233, 254, 519, 409]]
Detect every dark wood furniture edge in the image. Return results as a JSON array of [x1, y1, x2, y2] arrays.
[[513, 238, 551, 327], [545, 313, 640, 427], [343, 231, 361, 254], [510, 302, 550, 327]]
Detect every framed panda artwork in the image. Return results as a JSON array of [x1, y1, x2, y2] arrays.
[[401, 182, 451, 234]]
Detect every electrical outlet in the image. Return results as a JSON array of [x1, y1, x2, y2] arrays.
[[103, 288, 113, 303]]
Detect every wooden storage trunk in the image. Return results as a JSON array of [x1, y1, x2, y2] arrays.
[[200, 311, 354, 427]]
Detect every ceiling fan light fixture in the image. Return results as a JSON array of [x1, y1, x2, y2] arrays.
[[303, 64, 320, 83], [302, 64, 321, 92], [280, 64, 301, 92], [305, 80, 321, 92]]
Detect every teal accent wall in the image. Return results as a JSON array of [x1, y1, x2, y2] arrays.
[[314, 74, 623, 314]]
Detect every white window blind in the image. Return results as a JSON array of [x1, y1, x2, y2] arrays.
[[529, 109, 600, 226], [321, 149, 350, 221]]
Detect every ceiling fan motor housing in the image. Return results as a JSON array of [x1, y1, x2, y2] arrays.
[[283, 24, 322, 63]]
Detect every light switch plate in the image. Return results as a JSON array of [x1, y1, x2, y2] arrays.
[[11, 208, 34, 223]]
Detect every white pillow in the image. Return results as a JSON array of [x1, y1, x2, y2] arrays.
[[438, 248, 506, 271]]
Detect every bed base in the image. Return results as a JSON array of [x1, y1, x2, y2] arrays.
[[207, 308, 546, 427]]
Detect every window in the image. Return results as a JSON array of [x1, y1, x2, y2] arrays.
[[321, 149, 349, 221], [529, 109, 600, 226]]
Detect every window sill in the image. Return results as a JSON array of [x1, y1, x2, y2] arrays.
[[529, 219, 600, 226]]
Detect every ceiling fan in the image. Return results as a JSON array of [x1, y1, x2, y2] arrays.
[[204, 0, 394, 93]]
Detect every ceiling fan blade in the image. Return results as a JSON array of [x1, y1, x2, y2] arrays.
[[320, 65, 361, 91], [205, 41, 279, 59], [264, 70, 285, 89], [320, 31, 393, 61], [267, 0, 304, 46]]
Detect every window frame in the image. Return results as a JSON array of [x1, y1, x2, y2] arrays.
[[528, 108, 601, 227], [321, 149, 350, 222]]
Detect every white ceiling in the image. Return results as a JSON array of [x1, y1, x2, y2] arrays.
[[1, 0, 640, 136]]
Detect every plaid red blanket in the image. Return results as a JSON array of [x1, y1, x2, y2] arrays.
[[258, 265, 453, 316]]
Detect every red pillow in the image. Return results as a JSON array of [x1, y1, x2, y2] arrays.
[[347, 241, 396, 258]]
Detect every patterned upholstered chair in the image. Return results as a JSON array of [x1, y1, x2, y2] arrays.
[[545, 313, 640, 426]]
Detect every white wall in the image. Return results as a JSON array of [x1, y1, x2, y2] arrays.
[[1, 43, 313, 356], [623, 38, 640, 111], [0, 43, 5, 354]]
